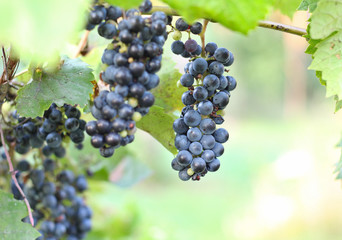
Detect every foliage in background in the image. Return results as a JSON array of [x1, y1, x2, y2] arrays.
[[0, 190, 41, 240], [0, 0, 89, 62]]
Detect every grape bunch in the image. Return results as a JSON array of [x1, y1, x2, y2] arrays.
[[171, 18, 203, 58], [7, 104, 86, 158], [171, 42, 237, 181], [85, 1, 168, 157], [12, 159, 92, 240]]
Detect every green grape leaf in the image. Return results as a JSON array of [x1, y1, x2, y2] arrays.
[[0, 190, 41, 240], [136, 105, 177, 155], [0, 0, 90, 62], [334, 96, 342, 112], [308, 31, 342, 98], [309, 0, 342, 39], [161, 0, 274, 34], [103, 0, 142, 9], [275, 0, 303, 17], [16, 57, 94, 118], [151, 58, 184, 113], [298, 0, 320, 12], [305, 37, 320, 55]]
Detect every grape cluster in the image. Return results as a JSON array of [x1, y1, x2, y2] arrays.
[[8, 104, 86, 157], [171, 18, 203, 58], [12, 159, 92, 240], [0, 150, 9, 188], [85, 1, 168, 157], [171, 42, 237, 181]]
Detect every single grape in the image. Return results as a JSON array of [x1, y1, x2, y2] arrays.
[[205, 42, 218, 56], [184, 39, 198, 53], [213, 91, 229, 108], [226, 76, 237, 91], [191, 157, 206, 173], [200, 135, 215, 149], [174, 134, 190, 150], [183, 110, 201, 127], [189, 142, 203, 155], [201, 150, 215, 163], [176, 150, 193, 166], [213, 128, 229, 143], [190, 22, 203, 34], [209, 61, 225, 76], [203, 74, 220, 91], [175, 18, 189, 31], [192, 58, 208, 74], [98, 22, 117, 39], [198, 100, 213, 116], [207, 158, 220, 172], [199, 118, 216, 135], [181, 91, 196, 106], [186, 127, 202, 142], [193, 86, 208, 102], [173, 118, 189, 134], [180, 73, 194, 87], [214, 47, 230, 63]]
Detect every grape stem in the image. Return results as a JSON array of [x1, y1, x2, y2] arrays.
[[0, 47, 19, 85], [73, 30, 90, 59], [148, 6, 307, 37], [13, 69, 29, 80], [200, 20, 209, 57], [0, 110, 35, 227]]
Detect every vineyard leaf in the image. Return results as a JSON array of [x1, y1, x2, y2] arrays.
[[298, 0, 320, 12], [136, 105, 177, 155], [16, 57, 94, 118], [308, 31, 342, 98], [103, 0, 142, 9], [275, 0, 303, 17], [151, 58, 184, 113], [0, 0, 90, 62], [161, 0, 274, 34], [334, 96, 342, 112], [310, 0, 342, 39], [0, 190, 41, 240]]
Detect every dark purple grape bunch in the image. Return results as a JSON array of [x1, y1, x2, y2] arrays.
[[0, 150, 9, 185], [12, 159, 92, 240], [171, 18, 203, 58], [85, 1, 168, 158], [171, 43, 236, 181], [9, 104, 86, 158]]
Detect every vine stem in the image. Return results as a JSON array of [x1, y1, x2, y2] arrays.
[[149, 6, 307, 37], [200, 20, 209, 57], [13, 69, 28, 79], [0, 115, 35, 227], [73, 30, 90, 59]]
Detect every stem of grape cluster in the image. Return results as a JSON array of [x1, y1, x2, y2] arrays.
[[0, 111, 35, 227], [200, 20, 209, 57]]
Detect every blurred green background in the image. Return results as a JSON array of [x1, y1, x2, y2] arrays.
[[78, 11, 342, 240]]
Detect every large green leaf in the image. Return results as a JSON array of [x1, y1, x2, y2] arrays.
[[151, 58, 184, 113], [136, 105, 177, 155], [16, 57, 94, 118], [0, 190, 41, 240], [275, 0, 303, 17], [103, 0, 142, 9], [0, 0, 90, 62], [298, 0, 320, 12], [309, 0, 342, 39], [161, 0, 274, 34], [308, 31, 342, 98], [305, 0, 342, 110]]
